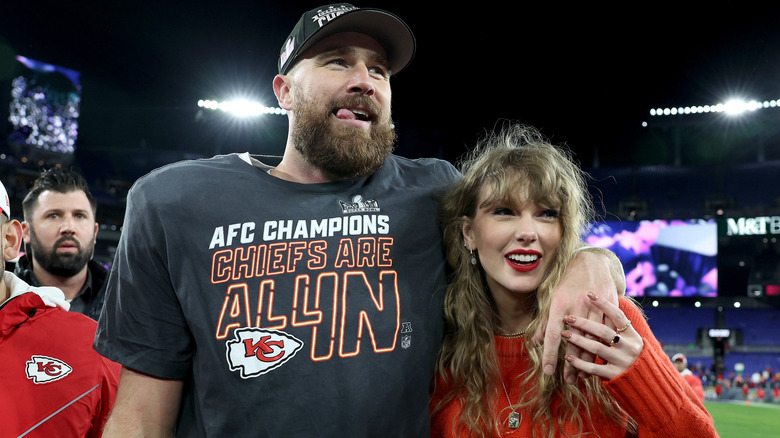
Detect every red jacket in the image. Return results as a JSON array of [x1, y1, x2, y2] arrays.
[[680, 370, 705, 403], [0, 273, 121, 437]]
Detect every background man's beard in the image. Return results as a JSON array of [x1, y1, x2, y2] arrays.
[[291, 95, 396, 179], [29, 232, 94, 277]]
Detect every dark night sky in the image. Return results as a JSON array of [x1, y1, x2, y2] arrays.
[[2, 1, 780, 171]]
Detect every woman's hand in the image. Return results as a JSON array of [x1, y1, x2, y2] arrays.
[[560, 292, 644, 380]]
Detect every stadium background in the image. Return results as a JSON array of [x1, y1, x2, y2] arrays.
[[1, 0, 779, 431]]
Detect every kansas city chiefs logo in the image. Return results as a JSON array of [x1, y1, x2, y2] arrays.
[[226, 328, 303, 379], [26, 355, 73, 384]]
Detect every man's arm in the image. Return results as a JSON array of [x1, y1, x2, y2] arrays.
[[534, 247, 625, 382], [102, 367, 184, 437]]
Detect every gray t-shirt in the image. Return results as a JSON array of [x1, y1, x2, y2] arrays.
[[95, 152, 461, 437]]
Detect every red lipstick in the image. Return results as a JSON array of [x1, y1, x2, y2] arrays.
[[505, 250, 542, 273]]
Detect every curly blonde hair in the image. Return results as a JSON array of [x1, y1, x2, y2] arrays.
[[433, 123, 633, 437]]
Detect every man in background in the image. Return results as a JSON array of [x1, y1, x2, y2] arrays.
[[0, 176, 120, 436], [15, 167, 107, 320], [673, 353, 706, 402]]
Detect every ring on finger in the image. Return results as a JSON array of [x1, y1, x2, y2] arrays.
[[609, 333, 620, 345], [616, 320, 632, 333]]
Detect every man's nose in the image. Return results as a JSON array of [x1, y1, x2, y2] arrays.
[[347, 64, 375, 96], [59, 216, 76, 234]]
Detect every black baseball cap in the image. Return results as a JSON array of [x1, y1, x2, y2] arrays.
[[278, 3, 415, 75]]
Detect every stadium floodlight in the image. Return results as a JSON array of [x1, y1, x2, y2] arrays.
[[650, 97, 779, 118], [723, 99, 761, 115], [197, 99, 287, 117]]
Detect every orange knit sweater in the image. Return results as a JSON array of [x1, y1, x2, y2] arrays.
[[430, 298, 718, 437]]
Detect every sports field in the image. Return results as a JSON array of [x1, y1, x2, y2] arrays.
[[706, 401, 780, 437]]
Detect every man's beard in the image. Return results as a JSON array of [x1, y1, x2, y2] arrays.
[[29, 227, 94, 277], [290, 92, 396, 180]]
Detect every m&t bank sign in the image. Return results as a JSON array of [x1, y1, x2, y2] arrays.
[[720, 215, 780, 237]]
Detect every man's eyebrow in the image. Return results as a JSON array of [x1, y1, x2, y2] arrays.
[[315, 46, 355, 58], [40, 207, 90, 215], [315, 46, 391, 69]]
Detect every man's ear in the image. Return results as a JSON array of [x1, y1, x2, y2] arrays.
[[20, 221, 31, 244], [3, 219, 23, 261], [273, 74, 294, 111]]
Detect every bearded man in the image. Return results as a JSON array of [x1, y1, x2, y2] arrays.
[[94, 4, 622, 437], [16, 167, 107, 321]]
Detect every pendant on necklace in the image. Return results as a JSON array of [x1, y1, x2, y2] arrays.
[[508, 411, 520, 429]]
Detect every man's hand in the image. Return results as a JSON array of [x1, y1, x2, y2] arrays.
[[532, 247, 624, 383]]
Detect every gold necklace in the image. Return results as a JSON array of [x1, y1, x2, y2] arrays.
[[500, 379, 520, 429], [496, 329, 524, 429], [496, 329, 526, 339]]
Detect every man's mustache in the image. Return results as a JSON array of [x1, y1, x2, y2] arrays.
[[329, 95, 385, 121], [54, 236, 82, 251]]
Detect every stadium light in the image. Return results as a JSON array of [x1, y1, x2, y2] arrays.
[[649, 97, 779, 118], [197, 99, 287, 118]]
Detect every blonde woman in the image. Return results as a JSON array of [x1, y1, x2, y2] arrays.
[[431, 124, 717, 437]]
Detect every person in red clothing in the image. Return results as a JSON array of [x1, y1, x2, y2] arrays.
[[672, 353, 706, 402], [0, 178, 120, 437], [432, 123, 718, 437]]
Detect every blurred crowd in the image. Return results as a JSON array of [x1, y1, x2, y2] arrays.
[[686, 363, 780, 403]]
